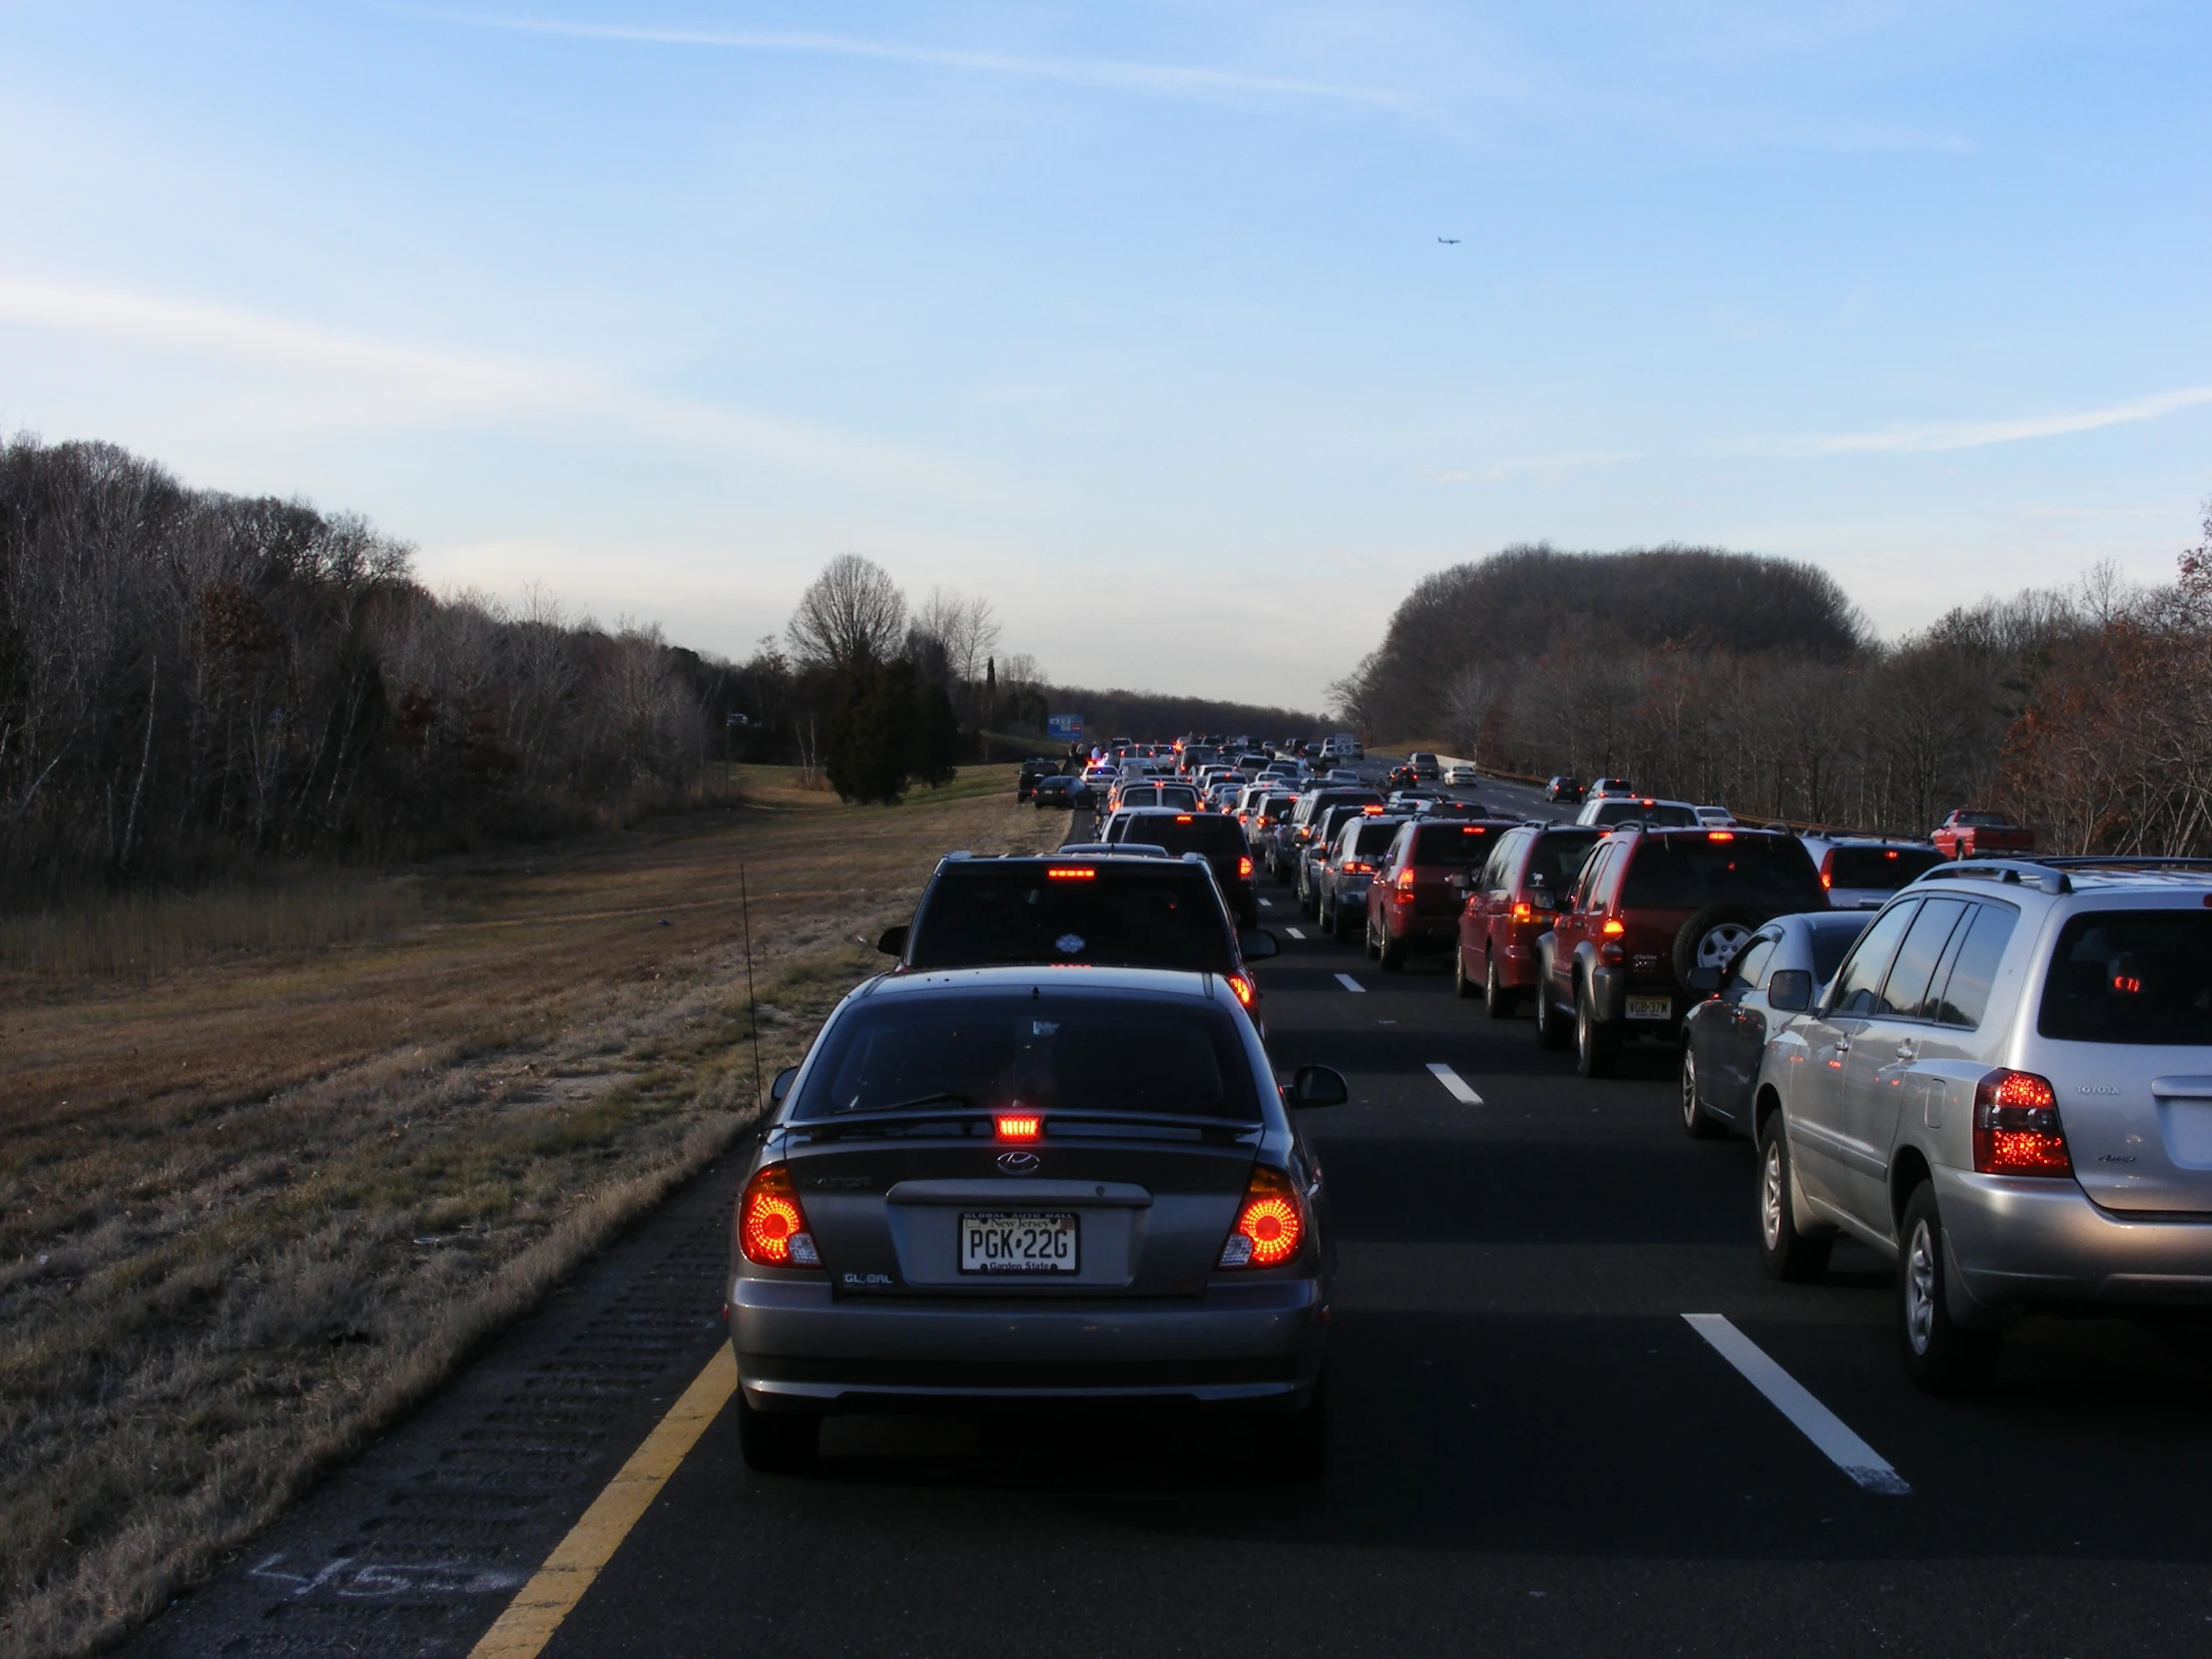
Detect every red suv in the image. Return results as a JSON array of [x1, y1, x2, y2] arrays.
[[1364, 818, 1513, 969], [1533, 826, 1825, 1077], [1450, 823, 1603, 1016]]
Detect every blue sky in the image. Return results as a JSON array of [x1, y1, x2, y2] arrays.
[[3, 2, 2207, 708]]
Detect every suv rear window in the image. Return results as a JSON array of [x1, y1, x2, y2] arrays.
[[1829, 845, 1944, 889], [1115, 814, 1244, 857], [1345, 819, 1401, 857], [1407, 823, 1500, 863], [1590, 801, 1699, 829], [2038, 909, 2212, 1045], [1619, 835, 1824, 911], [907, 865, 1233, 972], [1524, 830, 1601, 893], [796, 993, 1259, 1121]]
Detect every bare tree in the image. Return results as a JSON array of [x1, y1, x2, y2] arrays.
[[786, 554, 906, 671]]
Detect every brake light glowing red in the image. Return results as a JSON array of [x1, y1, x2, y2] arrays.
[[1707, 830, 1735, 842], [1885, 849, 1900, 859], [1238, 855, 1253, 877], [1219, 1164, 1305, 1269], [1972, 1070, 2069, 1176], [1510, 900, 1533, 923], [1227, 971, 1256, 1008], [1045, 866, 1095, 880], [1176, 814, 1194, 823], [995, 1114, 1042, 1142], [739, 1165, 820, 1267], [1601, 918, 1626, 937], [1363, 805, 1383, 814]]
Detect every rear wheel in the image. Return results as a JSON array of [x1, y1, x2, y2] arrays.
[[735, 1390, 819, 1474], [1453, 946, 1477, 999], [1365, 916, 1382, 960], [1483, 952, 1517, 1020], [1680, 1046, 1724, 1139], [1378, 924, 1406, 971], [1899, 1183, 2000, 1394], [1756, 1116, 1831, 1283], [1573, 980, 1619, 1077], [1534, 977, 1571, 1050]]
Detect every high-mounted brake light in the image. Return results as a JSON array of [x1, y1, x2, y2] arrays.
[[1227, 971, 1256, 1008], [1219, 1165, 1305, 1269], [1046, 866, 1096, 880], [995, 1113, 1042, 1142], [739, 1165, 820, 1267], [1461, 826, 1484, 834], [1363, 805, 1384, 815], [1885, 849, 1900, 860], [1707, 830, 1735, 842], [1972, 1070, 2070, 1176], [1176, 814, 1195, 823]]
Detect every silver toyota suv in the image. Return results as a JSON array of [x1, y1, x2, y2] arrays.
[[1752, 856, 2212, 1392]]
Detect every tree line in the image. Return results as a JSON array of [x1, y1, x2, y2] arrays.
[[1335, 533, 2212, 851]]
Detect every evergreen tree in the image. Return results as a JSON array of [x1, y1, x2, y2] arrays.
[[913, 677, 961, 788], [825, 660, 919, 804]]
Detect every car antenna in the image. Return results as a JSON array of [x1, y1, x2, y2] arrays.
[[741, 862, 764, 1114]]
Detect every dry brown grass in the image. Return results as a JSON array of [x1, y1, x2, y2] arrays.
[[0, 767, 1068, 1659]]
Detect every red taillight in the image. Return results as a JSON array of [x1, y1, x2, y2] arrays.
[[1971, 1070, 2070, 1177], [739, 1165, 820, 1267], [1176, 814, 1194, 823], [995, 1113, 1042, 1142], [1395, 867, 1415, 889], [1510, 900, 1533, 923], [1238, 855, 1253, 877], [1227, 971, 1256, 1008], [1219, 1165, 1305, 1269], [1820, 848, 1835, 889], [1046, 866, 1095, 880], [1601, 917, 1626, 937]]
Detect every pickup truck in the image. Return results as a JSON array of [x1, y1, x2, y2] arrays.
[[1930, 809, 2034, 859]]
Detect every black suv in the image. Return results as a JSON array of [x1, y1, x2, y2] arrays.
[[1103, 809, 1260, 925], [880, 851, 1279, 1024], [1016, 757, 1057, 802]]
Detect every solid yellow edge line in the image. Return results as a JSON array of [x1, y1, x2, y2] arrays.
[[467, 1345, 738, 1659]]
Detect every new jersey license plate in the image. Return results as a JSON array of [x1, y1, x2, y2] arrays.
[[959, 1212, 1079, 1274], [1626, 995, 1673, 1021]]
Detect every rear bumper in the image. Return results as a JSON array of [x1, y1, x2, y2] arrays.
[[1935, 1167, 2212, 1313], [730, 1275, 1327, 1411]]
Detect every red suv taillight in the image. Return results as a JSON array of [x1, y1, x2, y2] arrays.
[[1972, 1070, 2071, 1177], [739, 1165, 821, 1266], [1227, 970, 1257, 1009], [1238, 855, 1254, 877], [1219, 1165, 1305, 1268], [1819, 848, 1835, 890], [1394, 866, 1416, 902]]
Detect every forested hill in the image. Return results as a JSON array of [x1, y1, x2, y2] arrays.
[[1342, 544, 1866, 742], [1043, 686, 1326, 748]]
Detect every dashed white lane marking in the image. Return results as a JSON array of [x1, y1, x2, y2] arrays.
[[1334, 972, 1366, 993], [1286, 926, 1307, 940], [1425, 1063, 1482, 1105], [1258, 897, 1274, 908], [1682, 1315, 1910, 1495]]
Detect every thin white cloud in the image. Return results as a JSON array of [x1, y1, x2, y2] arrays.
[[422, 10, 1411, 111], [0, 274, 962, 488], [1811, 385, 2212, 454]]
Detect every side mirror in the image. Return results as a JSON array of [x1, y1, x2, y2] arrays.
[[769, 1066, 799, 1104], [1237, 928, 1281, 961], [1687, 966, 1721, 993], [1767, 969, 1813, 1013], [876, 924, 909, 957], [1287, 1065, 1350, 1107]]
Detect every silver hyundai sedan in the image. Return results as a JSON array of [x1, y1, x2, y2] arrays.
[[725, 966, 1346, 1472]]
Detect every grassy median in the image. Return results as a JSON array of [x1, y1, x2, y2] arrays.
[[0, 767, 1068, 1659]]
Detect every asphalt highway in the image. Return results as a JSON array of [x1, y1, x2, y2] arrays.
[[127, 769, 2212, 1659]]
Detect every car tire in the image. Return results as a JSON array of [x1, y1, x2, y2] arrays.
[[1318, 890, 1335, 933], [1680, 1045, 1725, 1139], [1672, 904, 1765, 986], [736, 1390, 819, 1473], [1378, 926, 1406, 971], [1453, 947, 1477, 999], [1483, 952, 1517, 1020], [1898, 1183, 2001, 1395], [1573, 979, 1619, 1077], [1364, 917, 1382, 960], [1273, 1377, 1328, 1480], [1756, 1116, 1832, 1283], [1534, 978, 1571, 1051]]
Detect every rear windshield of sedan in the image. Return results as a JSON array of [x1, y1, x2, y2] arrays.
[[796, 993, 1261, 1121], [1591, 801, 1700, 829], [908, 866, 1234, 972], [1620, 836, 1824, 911], [1115, 814, 1245, 857], [1829, 845, 1944, 889], [2038, 910, 2212, 1045], [1406, 823, 1502, 863]]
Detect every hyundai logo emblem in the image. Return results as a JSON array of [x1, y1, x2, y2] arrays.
[[996, 1150, 1041, 1174]]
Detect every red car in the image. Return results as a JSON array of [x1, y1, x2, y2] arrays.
[[1930, 809, 2034, 860], [1532, 825, 1825, 1078], [1364, 818, 1512, 969], [1450, 823, 1604, 1016]]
